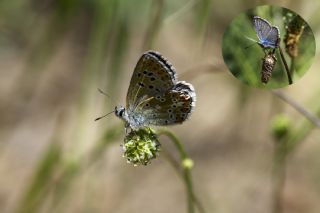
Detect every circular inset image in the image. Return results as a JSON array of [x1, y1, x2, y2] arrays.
[[222, 5, 316, 88]]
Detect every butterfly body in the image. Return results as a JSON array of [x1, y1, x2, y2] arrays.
[[253, 16, 280, 49], [258, 38, 279, 49], [115, 105, 147, 130], [115, 51, 196, 131]]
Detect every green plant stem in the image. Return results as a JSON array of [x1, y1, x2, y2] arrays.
[[270, 91, 320, 213], [278, 47, 292, 85], [290, 58, 295, 76], [164, 0, 197, 25], [17, 124, 122, 212], [271, 90, 320, 128], [161, 146, 182, 174], [161, 147, 206, 213], [272, 141, 287, 213], [143, 0, 164, 50], [16, 142, 62, 213], [272, 90, 320, 153], [157, 129, 196, 213]]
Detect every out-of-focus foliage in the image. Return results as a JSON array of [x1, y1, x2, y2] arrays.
[[0, 0, 320, 213]]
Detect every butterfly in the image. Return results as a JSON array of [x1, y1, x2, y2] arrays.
[[253, 16, 280, 49], [114, 50, 196, 131]]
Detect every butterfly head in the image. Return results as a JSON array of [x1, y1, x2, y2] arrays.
[[115, 105, 126, 118]]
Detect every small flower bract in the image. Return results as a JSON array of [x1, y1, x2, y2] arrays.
[[122, 128, 160, 166]]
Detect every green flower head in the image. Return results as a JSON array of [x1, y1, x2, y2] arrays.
[[122, 128, 161, 166], [270, 114, 292, 140]]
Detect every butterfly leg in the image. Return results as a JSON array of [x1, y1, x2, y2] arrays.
[[263, 48, 268, 57], [124, 123, 133, 135]]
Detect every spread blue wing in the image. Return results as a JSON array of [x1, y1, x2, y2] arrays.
[[253, 16, 279, 48]]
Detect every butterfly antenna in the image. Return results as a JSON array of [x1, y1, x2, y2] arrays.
[[244, 35, 257, 42], [97, 88, 119, 105], [243, 35, 258, 49], [244, 42, 257, 49], [95, 111, 115, 121]]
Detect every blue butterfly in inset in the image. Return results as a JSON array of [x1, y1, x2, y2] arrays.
[[253, 16, 280, 49]]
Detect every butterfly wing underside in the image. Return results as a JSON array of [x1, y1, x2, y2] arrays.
[[126, 51, 195, 127], [134, 81, 195, 126], [126, 51, 177, 111]]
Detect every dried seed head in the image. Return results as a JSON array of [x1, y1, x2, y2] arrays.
[[284, 14, 305, 58]]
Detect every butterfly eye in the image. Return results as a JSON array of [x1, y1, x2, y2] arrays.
[[115, 106, 125, 117]]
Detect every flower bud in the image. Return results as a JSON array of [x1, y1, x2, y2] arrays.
[[122, 128, 160, 166], [270, 114, 291, 140]]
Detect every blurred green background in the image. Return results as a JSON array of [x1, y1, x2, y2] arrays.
[[222, 5, 316, 88], [1, 0, 320, 213]]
